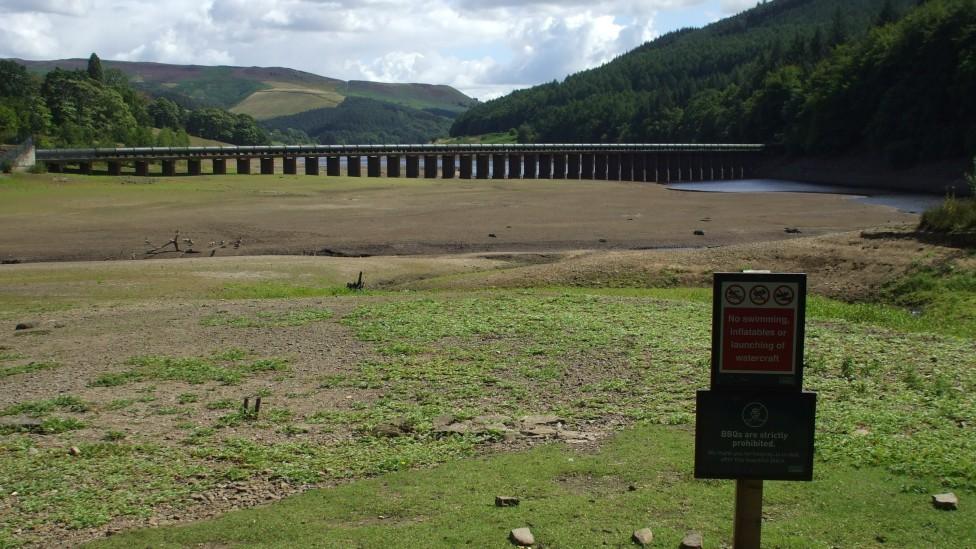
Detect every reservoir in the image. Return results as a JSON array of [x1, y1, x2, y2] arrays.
[[667, 179, 944, 213]]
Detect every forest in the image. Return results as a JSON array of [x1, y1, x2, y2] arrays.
[[0, 54, 269, 148], [451, 0, 976, 166], [261, 97, 455, 145]]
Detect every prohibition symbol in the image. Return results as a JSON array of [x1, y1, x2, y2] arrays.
[[725, 284, 746, 305], [749, 285, 770, 305], [741, 401, 769, 429], [774, 285, 795, 306]]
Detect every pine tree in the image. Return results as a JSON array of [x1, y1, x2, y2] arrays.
[[86, 53, 103, 82]]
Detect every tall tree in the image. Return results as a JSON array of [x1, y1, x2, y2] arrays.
[[86, 53, 104, 82]]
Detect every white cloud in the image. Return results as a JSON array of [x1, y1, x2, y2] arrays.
[[0, 0, 728, 99], [720, 0, 756, 14]]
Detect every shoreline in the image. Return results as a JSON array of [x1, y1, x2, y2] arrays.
[[755, 154, 970, 196]]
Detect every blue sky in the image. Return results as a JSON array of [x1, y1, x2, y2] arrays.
[[0, 0, 755, 100]]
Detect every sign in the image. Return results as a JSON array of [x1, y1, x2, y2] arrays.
[[694, 390, 816, 481], [711, 273, 806, 390]]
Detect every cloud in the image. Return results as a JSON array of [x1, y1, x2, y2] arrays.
[[0, 0, 725, 99], [0, 0, 92, 16], [719, 0, 756, 14]]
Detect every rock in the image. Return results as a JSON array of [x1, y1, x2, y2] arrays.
[[521, 414, 562, 426], [784, 227, 802, 234], [489, 233, 497, 238], [632, 527, 654, 546], [556, 430, 592, 442], [432, 414, 456, 430], [521, 426, 558, 438], [599, 238, 608, 243], [693, 230, 705, 236], [627, 484, 637, 492], [68, 446, 81, 456], [510, 527, 535, 546], [932, 493, 959, 510], [495, 496, 520, 507], [14, 322, 36, 331], [680, 532, 703, 549], [372, 418, 412, 437]]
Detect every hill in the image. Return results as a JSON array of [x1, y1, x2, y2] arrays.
[[14, 59, 475, 119], [450, 0, 976, 168]]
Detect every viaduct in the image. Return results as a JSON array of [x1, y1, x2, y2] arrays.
[[36, 143, 763, 182]]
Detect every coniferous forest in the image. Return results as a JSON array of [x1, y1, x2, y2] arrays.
[[451, 0, 976, 167]]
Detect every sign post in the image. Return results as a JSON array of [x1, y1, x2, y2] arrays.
[[695, 272, 817, 549]]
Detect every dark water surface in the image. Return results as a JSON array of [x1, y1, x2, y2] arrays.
[[666, 179, 943, 214]]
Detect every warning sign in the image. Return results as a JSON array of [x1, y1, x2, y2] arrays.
[[712, 273, 806, 390]]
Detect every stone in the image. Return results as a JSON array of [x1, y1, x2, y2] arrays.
[[784, 227, 802, 234], [14, 322, 36, 331], [693, 230, 705, 236], [489, 233, 497, 238], [632, 527, 653, 546], [521, 426, 558, 438], [679, 532, 703, 549], [521, 414, 562, 426], [68, 446, 81, 456], [495, 496, 520, 507], [932, 493, 959, 510], [432, 414, 456, 430], [510, 527, 535, 546], [556, 430, 592, 441]]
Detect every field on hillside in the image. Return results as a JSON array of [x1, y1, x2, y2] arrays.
[[0, 172, 973, 547]]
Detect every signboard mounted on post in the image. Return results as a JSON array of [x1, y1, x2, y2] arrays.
[[711, 272, 807, 390], [695, 272, 817, 549]]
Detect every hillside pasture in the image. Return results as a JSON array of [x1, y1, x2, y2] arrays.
[[230, 82, 345, 120]]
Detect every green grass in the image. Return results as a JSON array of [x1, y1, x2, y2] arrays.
[[215, 283, 361, 300], [1, 395, 89, 417], [342, 292, 976, 488], [88, 424, 975, 549], [920, 196, 976, 233], [89, 351, 288, 387], [201, 307, 333, 328], [435, 130, 519, 144], [0, 361, 58, 378]]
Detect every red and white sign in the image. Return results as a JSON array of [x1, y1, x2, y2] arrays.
[[718, 280, 800, 375]]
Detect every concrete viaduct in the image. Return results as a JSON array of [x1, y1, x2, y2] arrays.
[[36, 143, 764, 182]]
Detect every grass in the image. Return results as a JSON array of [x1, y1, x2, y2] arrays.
[[435, 130, 519, 144], [0, 289, 973, 546], [341, 292, 976, 488], [0, 361, 58, 378], [215, 283, 362, 300], [1, 395, 89, 417], [201, 307, 333, 327], [230, 82, 344, 120], [89, 424, 975, 549], [919, 195, 976, 233], [89, 350, 289, 387]]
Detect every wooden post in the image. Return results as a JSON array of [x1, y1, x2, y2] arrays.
[[733, 479, 763, 549]]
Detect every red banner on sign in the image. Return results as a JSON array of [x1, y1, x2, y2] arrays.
[[720, 307, 795, 374]]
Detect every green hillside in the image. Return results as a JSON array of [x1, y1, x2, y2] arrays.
[[262, 97, 453, 144], [450, 0, 976, 166], [15, 59, 475, 118]]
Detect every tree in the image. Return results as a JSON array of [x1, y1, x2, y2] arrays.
[[87, 53, 104, 82]]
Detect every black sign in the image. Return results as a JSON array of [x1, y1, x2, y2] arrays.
[[711, 272, 807, 391], [694, 390, 816, 481]]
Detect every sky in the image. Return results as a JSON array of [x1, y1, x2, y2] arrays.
[[0, 0, 756, 100]]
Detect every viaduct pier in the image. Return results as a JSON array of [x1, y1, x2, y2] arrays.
[[37, 143, 764, 182]]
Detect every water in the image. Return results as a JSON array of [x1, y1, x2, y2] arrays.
[[666, 179, 943, 214]]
